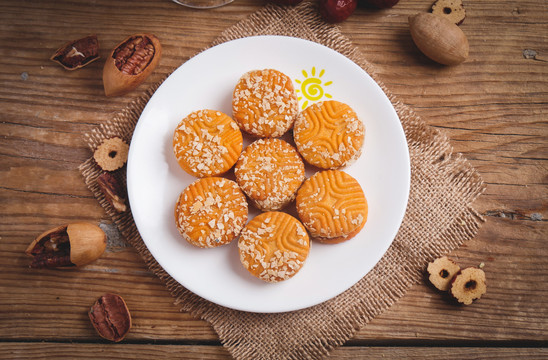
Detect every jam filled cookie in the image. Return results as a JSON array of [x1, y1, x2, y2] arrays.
[[293, 100, 365, 169], [238, 211, 310, 283], [232, 69, 299, 138], [173, 109, 243, 178], [174, 177, 248, 248], [234, 138, 305, 211], [93, 137, 129, 171], [296, 170, 367, 243]]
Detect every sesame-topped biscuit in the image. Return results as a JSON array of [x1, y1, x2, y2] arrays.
[[232, 69, 299, 138], [296, 170, 367, 243], [173, 109, 243, 178], [238, 211, 310, 283], [174, 177, 248, 248], [234, 138, 305, 211], [293, 100, 365, 169]]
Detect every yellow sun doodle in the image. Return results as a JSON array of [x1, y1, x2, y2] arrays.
[[295, 67, 333, 110]]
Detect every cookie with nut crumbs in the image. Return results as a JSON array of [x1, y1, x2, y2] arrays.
[[293, 100, 365, 169], [296, 170, 367, 243], [93, 137, 129, 171], [234, 138, 305, 211], [174, 177, 248, 248], [173, 109, 243, 178], [238, 211, 310, 283], [232, 69, 299, 138]]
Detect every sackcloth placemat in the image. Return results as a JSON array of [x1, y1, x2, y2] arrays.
[[79, 2, 486, 359]]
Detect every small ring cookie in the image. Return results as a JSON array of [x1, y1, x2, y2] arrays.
[[93, 137, 129, 171], [174, 177, 248, 248], [431, 0, 466, 25], [296, 170, 367, 243], [293, 100, 365, 169], [232, 69, 299, 138], [173, 109, 243, 178], [234, 138, 305, 211], [238, 211, 310, 283]]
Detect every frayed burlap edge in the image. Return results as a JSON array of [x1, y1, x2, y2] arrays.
[[79, 3, 486, 360]]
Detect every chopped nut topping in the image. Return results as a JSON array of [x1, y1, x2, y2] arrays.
[[232, 69, 299, 137]]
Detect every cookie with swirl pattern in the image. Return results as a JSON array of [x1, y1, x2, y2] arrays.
[[238, 211, 310, 283], [296, 170, 367, 243], [293, 100, 365, 169]]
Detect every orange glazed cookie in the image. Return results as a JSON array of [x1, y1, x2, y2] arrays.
[[293, 100, 365, 169], [174, 177, 248, 248], [173, 109, 243, 177], [234, 138, 305, 211], [232, 69, 299, 138], [238, 211, 310, 283], [296, 170, 367, 243]]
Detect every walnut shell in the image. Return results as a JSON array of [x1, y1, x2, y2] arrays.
[[102, 33, 162, 97], [26, 222, 107, 268], [409, 12, 469, 65]]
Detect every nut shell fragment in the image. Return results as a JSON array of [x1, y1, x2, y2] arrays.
[[427, 256, 461, 291], [450, 267, 487, 305], [25, 222, 106, 268], [103, 33, 162, 97], [96, 172, 127, 212], [89, 293, 132, 342], [50, 35, 100, 70]]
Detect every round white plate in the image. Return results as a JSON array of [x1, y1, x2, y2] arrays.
[[127, 35, 410, 313]]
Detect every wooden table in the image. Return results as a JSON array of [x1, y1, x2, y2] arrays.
[[1, 0, 546, 358]]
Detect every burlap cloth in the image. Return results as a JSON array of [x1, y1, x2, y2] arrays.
[[79, 2, 485, 359]]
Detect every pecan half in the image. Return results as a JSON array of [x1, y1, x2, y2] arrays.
[[50, 35, 100, 70], [89, 293, 132, 342], [102, 33, 162, 97], [96, 172, 127, 212]]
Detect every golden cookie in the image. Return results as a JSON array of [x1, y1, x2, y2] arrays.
[[296, 170, 367, 242], [234, 138, 305, 211], [232, 69, 299, 138], [174, 177, 248, 248], [238, 211, 310, 283], [314, 216, 366, 244], [93, 137, 129, 171], [173, 109, 243, 177], [293, 100, 365, 169]]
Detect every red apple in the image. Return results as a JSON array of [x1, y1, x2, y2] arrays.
[[361, 0, 399, 8], [319, 0, 358, 23]]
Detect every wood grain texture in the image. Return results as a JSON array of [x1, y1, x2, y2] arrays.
[[1, 343, 547, 359], [0, 0, 546, 358]]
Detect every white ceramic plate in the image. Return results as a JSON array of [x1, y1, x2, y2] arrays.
[[127, 35, 410, 313]]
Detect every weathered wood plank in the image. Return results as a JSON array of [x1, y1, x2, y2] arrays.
[[1, 343, 547, 360]]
